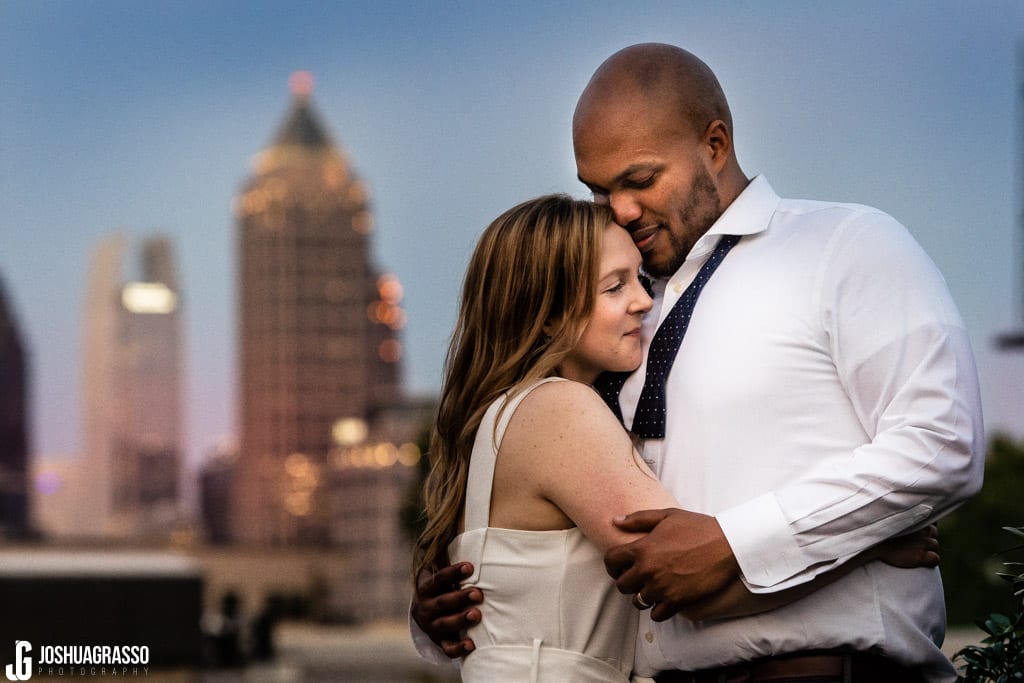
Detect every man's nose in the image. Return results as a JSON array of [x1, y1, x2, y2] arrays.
[[609, 193, 642, 227]]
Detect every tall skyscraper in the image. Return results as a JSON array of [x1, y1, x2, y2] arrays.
[[81, 235, 183, 538], [234, 72, 404, 545], [0, 275, 30, 539]]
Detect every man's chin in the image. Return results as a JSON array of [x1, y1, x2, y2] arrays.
[[642, 257, 679, 279]]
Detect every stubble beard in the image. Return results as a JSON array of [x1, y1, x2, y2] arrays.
[[645, 168, 722, 278]]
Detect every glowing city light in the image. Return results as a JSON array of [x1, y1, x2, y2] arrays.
[[379, 339, 402, 363], [351, 210, 374, 234], [397, 443, 421, 467], [348, 181, 371, 204], [377, 274, 403, 303], [331, 417, 368, 446], [289, 70, 314, 96], [284, 452, 312, 478], [374, 443, 398, 467], [121, 282, 178, 314]]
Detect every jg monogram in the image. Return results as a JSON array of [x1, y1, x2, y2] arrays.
[[5, 641, 31, 682]]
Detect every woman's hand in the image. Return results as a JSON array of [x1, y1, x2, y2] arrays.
[[874, 523, 940, 568]]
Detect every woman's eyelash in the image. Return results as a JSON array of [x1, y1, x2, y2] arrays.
[[605, 280, 625, 293]]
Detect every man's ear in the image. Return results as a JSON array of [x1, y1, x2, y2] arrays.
[[703, 119, 732, 173]]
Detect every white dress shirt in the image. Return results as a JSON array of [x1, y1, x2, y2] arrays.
[[624, 176, 984, 682]]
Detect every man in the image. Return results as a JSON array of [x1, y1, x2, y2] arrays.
[[413, 43, 984, 682]]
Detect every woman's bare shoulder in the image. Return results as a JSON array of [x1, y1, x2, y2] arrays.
[[503, 379, 628, 455], [515, 378, 613, 418]]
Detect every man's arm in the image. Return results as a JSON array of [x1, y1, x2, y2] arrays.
[[717, 212, 983, 590], [608, 511, 941, 622], [410, 562, 482, 661], [606, 211, 983, 617]]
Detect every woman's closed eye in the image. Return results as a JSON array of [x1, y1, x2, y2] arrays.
[[603, 279, 626, 294]]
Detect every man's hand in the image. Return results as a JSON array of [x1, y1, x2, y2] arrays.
[[412, 562, 482, 658], [605, 508, 740, 622]]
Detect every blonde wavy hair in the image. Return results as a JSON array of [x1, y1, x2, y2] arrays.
[[414, 194, 614, 577]]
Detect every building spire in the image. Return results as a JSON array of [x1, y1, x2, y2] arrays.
[[271, 71, 332, 150], [252, 71, 344, 176]]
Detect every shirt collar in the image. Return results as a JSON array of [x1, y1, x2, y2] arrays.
[[686, 174, 779, 260]]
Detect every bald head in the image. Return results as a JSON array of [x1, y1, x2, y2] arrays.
[[573, 43, 732, 146], [571, 44, 748, 273]]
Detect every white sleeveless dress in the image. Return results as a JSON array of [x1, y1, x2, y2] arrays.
[[448, 378, 644, 683]]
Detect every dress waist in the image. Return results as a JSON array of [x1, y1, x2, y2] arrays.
[[462, 641, 632, 683]]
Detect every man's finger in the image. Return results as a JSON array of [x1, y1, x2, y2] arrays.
[[612, 508, 671, 533], [433, 586, 483, 616], [417, 562, 473, 597], [430, 603, 482, 633], [632, 592, 655, 611], [650, 600, 679, 623], [613, 566, 646, 596], [441, 638, 475, 658], [604, 541, 639, 580]]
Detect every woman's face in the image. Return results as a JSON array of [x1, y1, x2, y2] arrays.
[[558, 223, 652, 384]]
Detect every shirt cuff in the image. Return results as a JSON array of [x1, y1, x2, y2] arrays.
[[408, 608, 456, 667], [716, 492, 808, 591]]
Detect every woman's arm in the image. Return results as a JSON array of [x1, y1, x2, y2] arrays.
[[493, 380, 679, 550]]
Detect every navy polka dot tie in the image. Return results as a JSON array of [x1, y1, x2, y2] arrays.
[[595, 234, 740, 438]]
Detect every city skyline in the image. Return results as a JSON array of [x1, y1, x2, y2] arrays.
[[2, 2, 1023, 471]]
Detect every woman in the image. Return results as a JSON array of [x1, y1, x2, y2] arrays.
[[414, 195, 936, 682]]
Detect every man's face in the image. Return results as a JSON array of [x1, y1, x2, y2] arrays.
[[574, 102, 722, 278]]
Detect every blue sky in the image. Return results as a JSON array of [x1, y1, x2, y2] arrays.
[[2, 1, 1023, 470]]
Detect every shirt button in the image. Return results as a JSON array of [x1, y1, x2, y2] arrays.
[[644, 631, 654, 643], [673, 283, 684, 294]]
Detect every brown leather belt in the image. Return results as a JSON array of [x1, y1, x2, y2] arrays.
[[653, 651, 925, 683]]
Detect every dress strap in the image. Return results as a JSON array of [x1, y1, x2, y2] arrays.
[[462, 377, 566, 532]]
